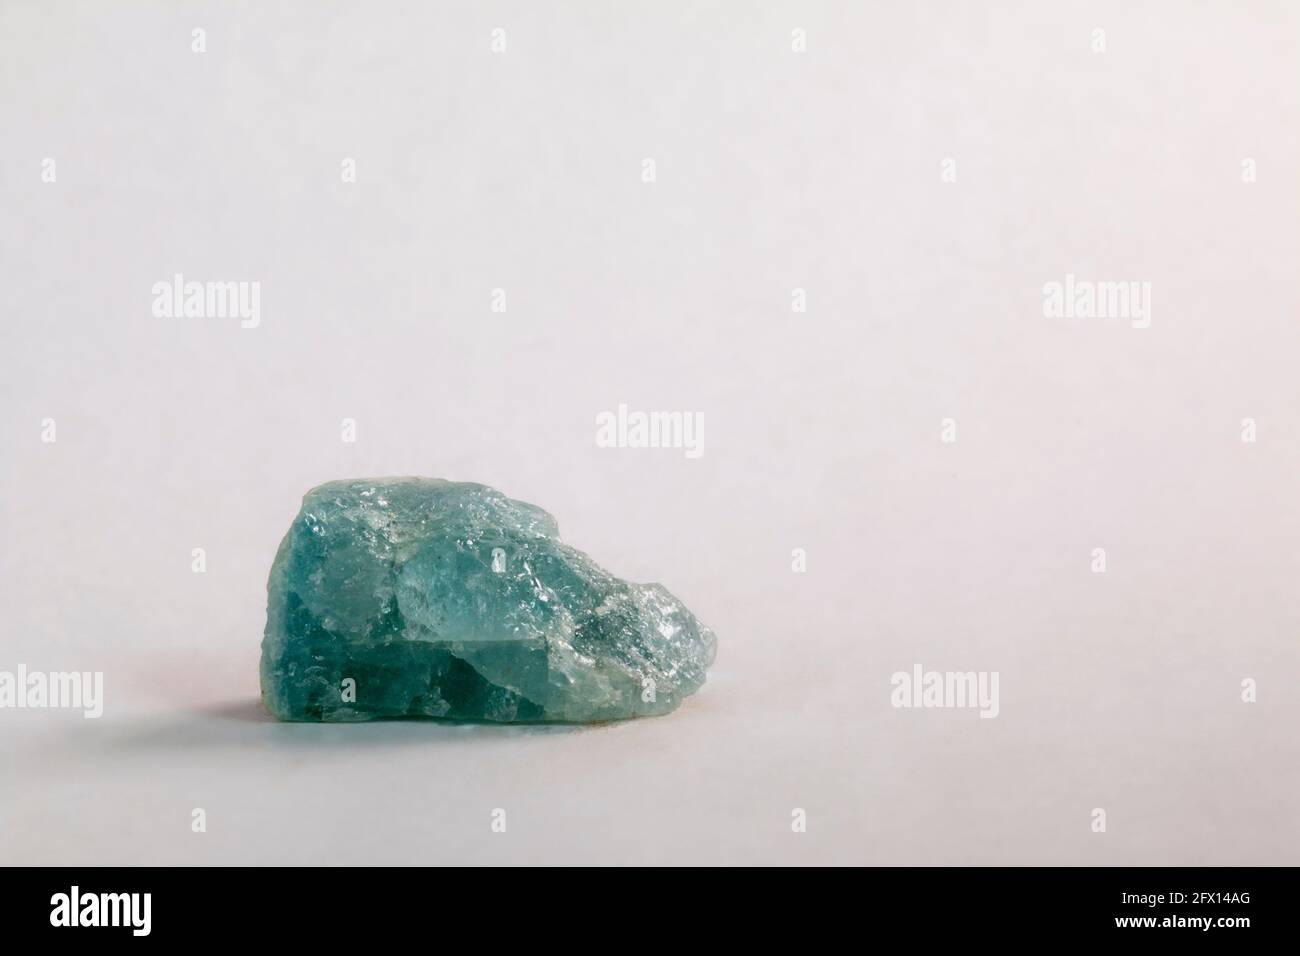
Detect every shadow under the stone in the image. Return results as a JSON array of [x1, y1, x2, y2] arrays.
[[206, 697, 634, 730], [89, 697, 619, 756]]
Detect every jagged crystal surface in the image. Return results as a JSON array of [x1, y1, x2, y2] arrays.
[[261, 478, 717, 722]]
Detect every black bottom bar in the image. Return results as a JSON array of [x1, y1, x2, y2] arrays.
[[0, 867, 1291, 942]]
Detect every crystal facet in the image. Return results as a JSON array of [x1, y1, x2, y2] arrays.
[[261, 478, 717, 722]]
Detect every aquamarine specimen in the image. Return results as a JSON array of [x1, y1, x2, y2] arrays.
[[261, 478, 716, 722]]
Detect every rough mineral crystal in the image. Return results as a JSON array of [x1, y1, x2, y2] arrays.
[[261, 478, 717, 722]]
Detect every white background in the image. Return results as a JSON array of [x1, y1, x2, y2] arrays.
[[2, 1, 1298, 865]]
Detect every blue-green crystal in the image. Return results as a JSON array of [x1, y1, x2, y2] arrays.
[[260, 478, 717, 722]]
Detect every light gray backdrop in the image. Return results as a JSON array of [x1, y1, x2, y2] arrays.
[[1, 0, 1297, 865]]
